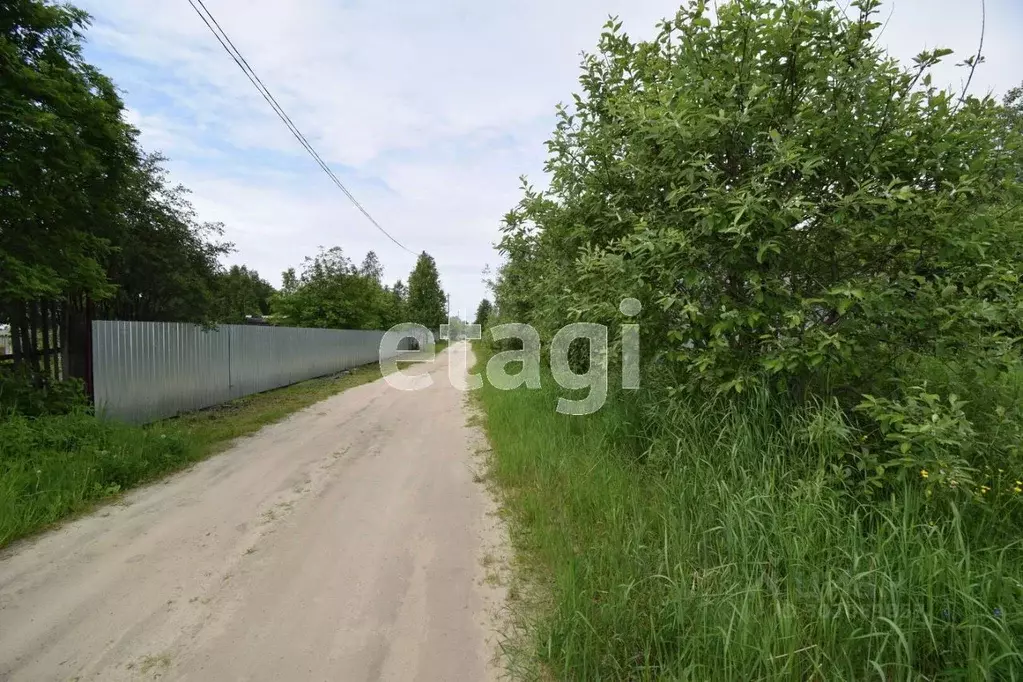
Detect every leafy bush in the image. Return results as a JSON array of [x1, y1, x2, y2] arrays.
[[503, 0, 1023, 396], [492, 0, 1023, 494], [479, 1, 1023, 677], [854, 389, 978, 495], [271, 248, 441, 331], [852, 360, 1023, 502], [0, 365, 88, 416]]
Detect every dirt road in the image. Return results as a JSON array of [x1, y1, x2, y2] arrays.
[[0, 342, 506, 681]]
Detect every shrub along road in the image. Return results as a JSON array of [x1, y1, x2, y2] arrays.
[[0, 343, 506, 681]]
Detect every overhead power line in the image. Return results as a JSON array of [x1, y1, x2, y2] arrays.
[[186, 0, 415, 255]]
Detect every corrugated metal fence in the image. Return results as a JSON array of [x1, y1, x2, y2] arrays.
[[92, 321, 430, 424]]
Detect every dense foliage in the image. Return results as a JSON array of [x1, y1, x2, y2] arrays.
[[1, 0, 133, 304], [0, 365, 86, 416], [97, 155, 235, 322], [270, 248, 409, 330], [483, 2, 1023, 677], [209, 265, 276, 324], [492, 0, 1023, 497]]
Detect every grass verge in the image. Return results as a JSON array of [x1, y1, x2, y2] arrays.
[[0, 362, 388, 549], [475, 345, 1023, 680]]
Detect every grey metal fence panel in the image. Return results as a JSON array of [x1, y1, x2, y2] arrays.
[[92, 321, 232, 424], [91, 321, 421, 424]]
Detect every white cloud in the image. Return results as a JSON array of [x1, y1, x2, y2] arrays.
[[77, 0, 1023, 321]]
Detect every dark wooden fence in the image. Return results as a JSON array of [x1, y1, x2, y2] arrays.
[[1, 299, 94, 394]]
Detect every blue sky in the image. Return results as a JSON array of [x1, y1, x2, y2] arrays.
[[75, 0, 1022, 321]]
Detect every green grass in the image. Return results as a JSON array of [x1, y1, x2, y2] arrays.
[[475, 346, 1023, 680], [0, 362, 388, 549]]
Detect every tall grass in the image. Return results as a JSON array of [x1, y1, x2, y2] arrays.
[[478, 352, 1023, 680], [0, 412, 196, 547]]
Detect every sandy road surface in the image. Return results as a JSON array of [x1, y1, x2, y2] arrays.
[[0, 342, 506, 681]]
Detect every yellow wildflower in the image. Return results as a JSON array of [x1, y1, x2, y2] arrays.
[[920, 469, 929, 479]]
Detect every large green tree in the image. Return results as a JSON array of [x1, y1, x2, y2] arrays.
[[474, 299, 493, 328], [99, 154, 233, 322], [406, 252, 446, 329], [498, 0, 1023, 394], [0, 0, 137, 305], [209, 265, 275, 324], [493, 0, 1023, 490], [1, 0, 237, 330], [385, 278, 408, 329], [271, 247, 398, 330]]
